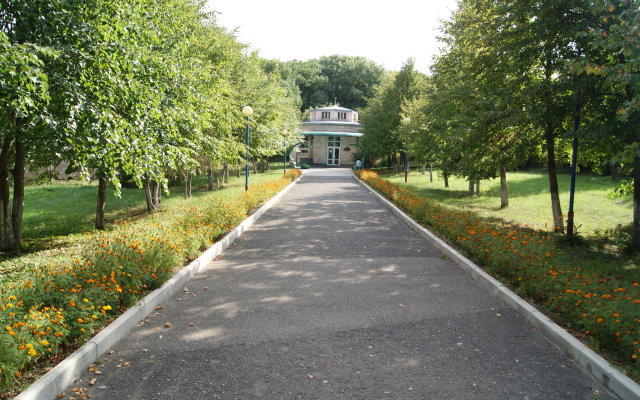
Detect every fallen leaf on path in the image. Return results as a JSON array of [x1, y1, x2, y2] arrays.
[[70, 387, 91, 399], [56, 393, 66, 399], [155, 306, 163, 310], [88, 378, 97, 386], [164, 322, 173, 328], [307, 374, 315, 379]]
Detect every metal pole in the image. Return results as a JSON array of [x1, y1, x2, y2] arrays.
[[404, 135, 408, 183], [567, 87, 580, 235], [283, 147, 287, 174], [245, 116, 249, 192]]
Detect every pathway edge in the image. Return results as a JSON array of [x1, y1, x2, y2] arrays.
[[355, 173, 640, 400], [14, 174, 303, 400]]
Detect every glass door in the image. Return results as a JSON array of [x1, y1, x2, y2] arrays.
[[327, 136, 340, 166]]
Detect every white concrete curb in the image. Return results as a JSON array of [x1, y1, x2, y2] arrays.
[[355, 174, 640, 400], [15, 174, 303, 400]]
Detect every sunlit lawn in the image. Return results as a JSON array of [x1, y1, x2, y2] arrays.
[[385, 169, 632, 236]]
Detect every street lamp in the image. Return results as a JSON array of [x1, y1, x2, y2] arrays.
[[403, 117, 411, 183], [281, 129, 288, 174], [242, 105, 253, 191]]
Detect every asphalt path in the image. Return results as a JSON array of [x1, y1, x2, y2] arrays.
[[67, 168, 612, 399]]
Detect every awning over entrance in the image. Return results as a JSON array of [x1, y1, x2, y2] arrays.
[[302, 131, 363, 137]]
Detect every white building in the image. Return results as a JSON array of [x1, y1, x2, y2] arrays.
[[294, 105, 363, 167]]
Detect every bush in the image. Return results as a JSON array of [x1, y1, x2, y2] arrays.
[[300, 163, 310, 169]]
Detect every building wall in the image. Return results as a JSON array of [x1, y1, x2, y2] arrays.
[[309, 110, 359, 123], [297, 136, 358, 166], [301, 123, 360, 133]]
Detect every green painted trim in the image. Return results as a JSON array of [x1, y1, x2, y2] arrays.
[[301, 132, 363, 137]]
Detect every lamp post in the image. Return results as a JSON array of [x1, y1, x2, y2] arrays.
[[403, 117, 411, 183], [281, 130, 288, 174], [242, 105, 253, 191]]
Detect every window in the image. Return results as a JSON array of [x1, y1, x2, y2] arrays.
[[321, 111, 330, 119], [328, 136, 340, 147], [338, 112, 347, 120]]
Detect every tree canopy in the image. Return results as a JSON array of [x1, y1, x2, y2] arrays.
[[0, 0, 301, 250]]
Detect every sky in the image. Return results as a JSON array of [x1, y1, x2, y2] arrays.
[[206, 0, 459, 74]]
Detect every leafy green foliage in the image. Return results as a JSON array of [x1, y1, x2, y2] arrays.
[[360, 58, 427, 163], [0, 0, 301, 250], [271, 55, 386, 111]]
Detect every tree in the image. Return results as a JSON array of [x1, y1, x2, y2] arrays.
[[0, 31, 53, 251], [572, 0, 640, 247], [420, 0, 596, 231], [317, 55, 386, 110], [360, 58, 425, 171], [273, 55, 385, 111]]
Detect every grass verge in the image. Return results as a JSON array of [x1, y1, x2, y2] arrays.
[[357, 169, 640, 381], [0, 169, 301, 395]]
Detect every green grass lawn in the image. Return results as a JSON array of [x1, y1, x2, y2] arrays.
[[385, 169, 632, 236]]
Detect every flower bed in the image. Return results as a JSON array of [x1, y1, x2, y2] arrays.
[[0, 170, 301, 389], [357, 169, 639, 378]]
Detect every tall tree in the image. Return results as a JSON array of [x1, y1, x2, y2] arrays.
[[0, 31, 53, 251], [573, 0, 640, 247], [360, 58, 425, 170]]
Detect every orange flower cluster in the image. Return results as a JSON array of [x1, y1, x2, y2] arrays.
[[357, 170, 640, 375]]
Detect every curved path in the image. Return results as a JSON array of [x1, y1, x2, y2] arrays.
[[69, 168, 612, 399]]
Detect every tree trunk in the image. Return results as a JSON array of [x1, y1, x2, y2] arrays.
[[214, 169, 220, 187], [421, 165, 426, 175], [468, 180, 475, 195], [0, 137, 15, 251], [144, 180, 154, 211], [95, 175, 107, 230], [611, 161, 616, 179], [443, 172, 449, 188], [632, 155, 640, 250], [252, 158, 257, 175], [184, 173, 192, 198], [546, 127, 564, 233], [499, 165, 509, 209], [152, 182, 161, 210], [236, 165, 240, 178], [11, 137, 25, 247], [222, 164, 229, 184], [429, 163, 433, 183], [207, 168, 213, 190], [475, 181, 480, 194]]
